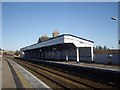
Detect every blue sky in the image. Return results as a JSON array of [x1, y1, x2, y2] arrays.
[[118, 2, 120, 49], [2, 0, 120, 2], [2, 2, 118, 50], [0, 1, 2, 49]]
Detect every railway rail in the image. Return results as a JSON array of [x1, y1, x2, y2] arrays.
[[11, 58, 118, 89]]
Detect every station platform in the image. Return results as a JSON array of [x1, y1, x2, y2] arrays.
[[0, 58, 2, 90], [30, 58, 120, 72], [2, 58, 51, 89], [53, 61, 120, 72]]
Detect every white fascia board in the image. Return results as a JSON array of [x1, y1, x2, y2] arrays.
[[64, 35, 94, 47], [21, 36, 64, 51]]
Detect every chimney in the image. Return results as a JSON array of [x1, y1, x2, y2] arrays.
[[52, 31, 59, 38]]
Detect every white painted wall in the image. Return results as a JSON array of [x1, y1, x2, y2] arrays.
[[64, 35, 93, 47]]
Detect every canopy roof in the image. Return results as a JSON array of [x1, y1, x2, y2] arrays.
[[21, 34, 94, 51]]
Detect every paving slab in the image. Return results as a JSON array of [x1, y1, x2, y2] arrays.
[[8, 59, 33, 88], [2, 59, 16, 88], [0, 58, 2, 90], [9, 59, 52, 89]]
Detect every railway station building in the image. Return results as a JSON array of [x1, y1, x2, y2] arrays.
[[20, 33, 94, 63]]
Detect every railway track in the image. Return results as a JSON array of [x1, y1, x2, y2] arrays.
[[14, 60, 87, 89], [12, 58, 117, 89]]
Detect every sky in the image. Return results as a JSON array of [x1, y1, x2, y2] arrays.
[[2, 2, 119, 51], [2, 0, 120, 2], [118, 2, 120, 49], [0, 1, 2, 49]]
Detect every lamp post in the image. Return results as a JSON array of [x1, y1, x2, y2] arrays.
[[111, 17, 117, 53], [111, 17, 120, 49], [111, 17, 117, 20]]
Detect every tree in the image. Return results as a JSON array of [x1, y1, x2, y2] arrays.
[[96, 46, 99, 50], [103, 46, 107, 50], [38, 35, 49, 43], [15, 50, 20, 56], [98, 46, 102, 50]]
